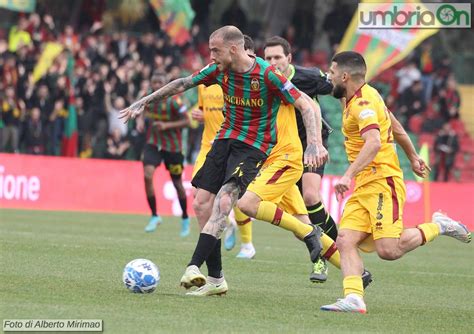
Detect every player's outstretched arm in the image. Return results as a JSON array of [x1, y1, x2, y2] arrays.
[[389, 112, 431, 178], [119, 75, 196, 123], [294, 92, 329, 169]]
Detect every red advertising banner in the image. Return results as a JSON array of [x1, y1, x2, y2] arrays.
[[1, 153, 473, 229], [0, 153, 194, 215]]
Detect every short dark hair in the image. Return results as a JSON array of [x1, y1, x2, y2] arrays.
[[331, 51, 367, 78], [243, 34, 255, 52], [264, 36, 291, 56]]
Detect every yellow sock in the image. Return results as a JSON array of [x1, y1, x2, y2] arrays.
[[417, 223, 440, 245], [234, 207, 253, 244], [321, 233, 340, 269], [256, 201, 312, 239], [238, 221, 252, 244], [343, 275, 364, 298]]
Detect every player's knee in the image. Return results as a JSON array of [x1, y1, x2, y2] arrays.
[[192, 199, 201, 214], [144, 171, 153, 182], [171, 179, 185, 196], [376, 248, 401, 261], [303, 190, 321, 206], [236, 196, 259, 218], [335, 231, 355, 252], [193, 193, 209, 215], [143, 165, 155, 181]]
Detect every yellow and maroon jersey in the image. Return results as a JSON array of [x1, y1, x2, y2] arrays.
[[198, 84, 224, 152], [145, 95, 187, 153], [265, 104, 302, 168], [342, 83, 403, 188], [192, 56, 301, 155]]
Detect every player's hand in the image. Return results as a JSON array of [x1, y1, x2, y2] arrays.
[[316, 143, 329, 167], [154, 121, 168, 131], [191, 108, 204, 122], [119, 100, 146, 123], [410, 155, 431, 178], [335, 175, 351, 202], [304, 143, 319, 172]]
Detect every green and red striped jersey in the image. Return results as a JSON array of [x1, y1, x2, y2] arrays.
[[192, 56, 301, 155], [145, 95, 187, 153]]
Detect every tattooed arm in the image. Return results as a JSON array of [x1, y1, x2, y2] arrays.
[[293, 91, 329, 169], [119, 75, 196, 123]]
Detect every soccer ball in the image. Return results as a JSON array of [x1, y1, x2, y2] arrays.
[[122, 259, 160, 293]]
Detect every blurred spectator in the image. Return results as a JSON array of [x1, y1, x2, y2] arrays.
[[59, 25, 79, 52], [105, 127, 130, 160], [104, 82, 128, 137], [191, 0, 212, 44], [1, 86, 24, 152], [8, 17, 32, 52], [433, 123, 459, 182], [27, 13, 55, 46], [323, 2, 353, 49], [138, 32, 156, 66], [110, 32, 129, 60], [31, 83, 53, 125], [47, 99, 66, 155], [432, 55, 452, 97], [415, 40, 435, 103], [438, 75, 461, 122], [290, 5, 315, 52], [2, 53, 19, 88], [22, 107, 46, 154], [76, 96, 91, 156], [113, 66, 131, 99], [82, 74, 107, 154], [397, 80, 425, 129], [396, 60, 421, 94], [221, 0, 248, 32]]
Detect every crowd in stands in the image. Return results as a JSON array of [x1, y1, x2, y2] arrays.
[[0, 13, 205, 161], [369, 40, 471, 182], [1, 8, 471, 182]]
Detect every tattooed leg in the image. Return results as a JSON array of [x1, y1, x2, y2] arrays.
[[202, 181, 240, 239]]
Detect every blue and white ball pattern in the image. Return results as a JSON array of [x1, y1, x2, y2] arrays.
[[123, 259, 160, 293]]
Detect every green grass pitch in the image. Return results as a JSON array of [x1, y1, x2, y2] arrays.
[[1, 209, 472, 333]]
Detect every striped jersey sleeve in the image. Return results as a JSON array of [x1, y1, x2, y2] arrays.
[[192, 63, 219, 87], [265, 67, 301, 105]]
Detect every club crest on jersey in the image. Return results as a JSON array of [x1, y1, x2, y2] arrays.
[[358, 100, 370, 106], [251, 78, 260, 91]]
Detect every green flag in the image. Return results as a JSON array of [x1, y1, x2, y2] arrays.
[[149, 0, 195, 46]]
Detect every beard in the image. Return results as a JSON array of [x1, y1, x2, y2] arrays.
[[332, 84, 346, 99]]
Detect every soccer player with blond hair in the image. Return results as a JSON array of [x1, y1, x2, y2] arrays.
[[120, 26, 329, 296]]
